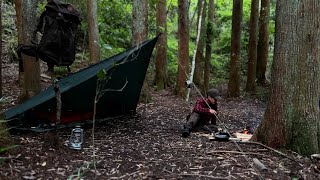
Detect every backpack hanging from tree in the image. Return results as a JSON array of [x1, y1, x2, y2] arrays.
[[17, 0, 82, 72]]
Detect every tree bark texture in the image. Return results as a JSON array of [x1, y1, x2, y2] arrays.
[[0, 1, 2, 98], [14, 0, 23, 45], [204, 0, 215, 93], [252, 0, 320, 156], [155, 0, 168, 90], [16, 0, 41, 99], [245, 0, 259, 93], [256, 0, 270, 86], [87, 0, 100, 63], [176, 0, 190, 98], [15, 0, 24, 83], [193, 0, 207, 90], [132, 0, 148, 46], [227, 0, 242, 97], [186, 0, 205, 102], [132, 0, 150, 103]]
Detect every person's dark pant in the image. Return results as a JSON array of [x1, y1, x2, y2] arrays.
[[184, 112, 200, 130], [183, 112, 218, 134]]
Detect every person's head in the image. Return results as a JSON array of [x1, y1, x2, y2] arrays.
[[207, 88, 222, 104]]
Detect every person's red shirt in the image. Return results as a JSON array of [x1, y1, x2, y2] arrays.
[[193, 98, 218, 124]]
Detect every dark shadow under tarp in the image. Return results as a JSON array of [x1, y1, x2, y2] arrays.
[[3, 37, 158, 131]]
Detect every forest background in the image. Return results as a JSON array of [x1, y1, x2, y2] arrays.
[[0, 0, 275, 96], [2, 0, 320, 159], [1, 1, 320, 179], [0, 0, 285, 155]]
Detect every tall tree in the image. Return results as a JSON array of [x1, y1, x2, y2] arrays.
[[0, 0, 2, 98], [87, 0, 100, 63], [252, 0, 320, 156], [15, 0, 41, 100], [155, 0, 168, 90], [193, 0, 207, 89], [227, 0, 243, 97], [176, 0, 190, 97], [256, 0, 270, 86], [15, 0, 24, 84], [132, 0, 149, 102], [132, 0, 148, 46], [0, 0, 9, 148], [204, 0, 215, 92], [245, 0, 259, 93], [186, 0, 205, 101]]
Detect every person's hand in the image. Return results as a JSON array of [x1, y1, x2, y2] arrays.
[[209, 109, 217, 115]]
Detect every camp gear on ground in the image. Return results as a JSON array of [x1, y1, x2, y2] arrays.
[[69, 126, 83, 150], [17, 0, 82, 72], [4, 37, 158, 132], [214, 132, 230, 141], [207, 88, 222, 100]]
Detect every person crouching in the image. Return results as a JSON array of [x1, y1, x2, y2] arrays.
[[182, 88, 222, 137]]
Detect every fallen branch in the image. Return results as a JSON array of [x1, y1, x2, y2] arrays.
[[163, 168, 229, 179], [207, 150, 266, 156], [0, 157, 12, 160], [177, 173, 230, 180], [250, 149, 269, 152], [109, 171, 140, 179], [241, 141, 303, 166]]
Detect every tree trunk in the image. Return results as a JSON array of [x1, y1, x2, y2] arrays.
[[132, 0, 149, 102], [227, 0, 242, 97], [15, 0, 24, 84], [186, 0, 205, 102], [16, 0, 41, 100], [155, 0, 168, 90], [193, 0, 207, 89], [0, 1, 8, 145], [0, 1, 2, 98], [87, 0, 100, 63], [245, 0, 259, 93], [252, 0, 320, 156], [132, 0, 148, 46], [256, 0, 270, 86], [176, 0, 190, 98], [204, 0, 215, 93]]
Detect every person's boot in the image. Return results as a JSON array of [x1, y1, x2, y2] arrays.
[[182, 127, 191, 137]]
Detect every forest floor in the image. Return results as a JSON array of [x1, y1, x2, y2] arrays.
[[1, 58, 320, 180]]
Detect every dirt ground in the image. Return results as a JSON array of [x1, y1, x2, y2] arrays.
[[1, 59, 320, 179]]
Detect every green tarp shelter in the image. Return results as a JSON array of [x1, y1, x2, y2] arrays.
[[3, 37, 158, 131]]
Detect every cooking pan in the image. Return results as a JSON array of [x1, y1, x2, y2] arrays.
[[214, 132, 230, 141]]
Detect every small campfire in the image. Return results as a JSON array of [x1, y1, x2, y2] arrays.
[[233, 126, 254, 142]]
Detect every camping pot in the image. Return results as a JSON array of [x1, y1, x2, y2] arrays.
[[214, 132, 230, 141], [69, 126, 83, 150]]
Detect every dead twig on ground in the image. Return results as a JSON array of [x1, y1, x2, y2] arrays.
[[242, 141, 303, 167], [163, 169, 230, 180], [177, 173, 230, 179], [109, 171, 140, 179], [207, 150, 266, 156]]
